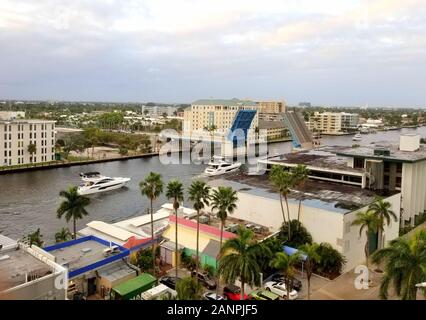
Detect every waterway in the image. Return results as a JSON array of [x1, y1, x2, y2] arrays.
[[1, 127, 425, 243]]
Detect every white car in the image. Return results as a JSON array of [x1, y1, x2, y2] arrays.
[[203, 292, 225, 300], [264, 281, 298, 300]]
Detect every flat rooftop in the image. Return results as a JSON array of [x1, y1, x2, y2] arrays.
[[0, 119, 56, 124], [262, 146, 363, 174], [48, 240, 109, 272], [334, 142, 426, 163], [208, 172, 397, 214], [44, 236, 128, 278], [0, 247, 52, 291]]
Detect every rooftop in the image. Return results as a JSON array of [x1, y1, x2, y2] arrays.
[[169, 215, 236, 240], [261, 146, 364, 174], [334, 142, 426, 163], [192, 98, 257, 107], [259, 120, 286, 130], [208, 172, 397, 214], [0, 119, 56, 124], [0, 244, 52, 291], [44, 236, 129, 278], [97, 260, 136, 283]]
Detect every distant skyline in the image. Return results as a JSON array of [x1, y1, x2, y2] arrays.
[[1, 0, 426, 107]]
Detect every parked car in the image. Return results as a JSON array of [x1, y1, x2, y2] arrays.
[[225, 223, 238, 233], [271, 273, 302, 291], [249, 289, 280, 300], [159, 276, 181, 290], [264, 281, 298, 300], [191, 271, 216, 289], [203, 292, 225, 301], [223, 284, 249, 300]]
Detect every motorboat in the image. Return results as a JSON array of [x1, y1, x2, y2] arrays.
[[77, 172, 131, 195], [352, 133, 362, 141], [204, 156, 241, 176]]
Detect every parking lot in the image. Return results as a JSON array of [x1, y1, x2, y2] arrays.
[[164, 267, 331, 300]]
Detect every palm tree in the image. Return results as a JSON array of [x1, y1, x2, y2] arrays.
[[269, 251, 301, 300], [270, 165, 294, 239], [368, 197, 397, 249], [140, 172, 164, 275], [57, 186, 90, 239], [27, 143, 37, 159], [176, 276, 203, 300], [188, 180, 211, 278], [55, 227, 72, 243], [372, 230, 426, 300], [291, 165, 310, 226], [166, 180, 184, 278], [299, 243, 320, 300], [351, 210, 381, 268], [210, 186, 238, 252], [24, 228, 44, 247], [211, 186, 238, 294], [218, 227, 267, 300]]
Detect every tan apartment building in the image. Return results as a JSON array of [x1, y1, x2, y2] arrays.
[[0, 116, 56, 166], [309, 111, 359, 134], [256, 100, 286, 113], [258, 120, 289, 141], [183, 98, 259, 135]]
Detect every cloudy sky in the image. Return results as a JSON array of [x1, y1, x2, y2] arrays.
[[0, 0, 425, 106]]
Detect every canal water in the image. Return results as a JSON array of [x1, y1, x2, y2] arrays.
[[1, 127, 425, 243]]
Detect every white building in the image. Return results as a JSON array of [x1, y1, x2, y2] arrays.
[[0, 235, 67, 300], [0, 118, 56, 166], [207, 174, 400, 272], [259, 134, 426, 227]]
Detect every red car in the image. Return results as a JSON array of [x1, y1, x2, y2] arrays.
[[223, 284, 249, 300]]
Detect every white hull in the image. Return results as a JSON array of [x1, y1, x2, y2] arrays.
[[77, 176, 131, 195], [352, 134, 362, 141], [204, 165, 241, 176]]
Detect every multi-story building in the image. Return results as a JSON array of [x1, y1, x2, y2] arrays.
[[259, 134, 426, 227], [309, 112, 359, 134], [183, 98, 259, 136], [258, 120, 289, 141], [0, 117, 56, 166], [0, 234, 67, 300], [256, 100, 286, 114]]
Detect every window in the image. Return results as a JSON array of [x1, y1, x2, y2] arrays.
[[396, 176, 402, 188], [353, 157, 364, 169]]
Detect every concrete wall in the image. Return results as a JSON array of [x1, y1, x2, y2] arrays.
[[0, 272, 66, 300], [342, 193, 401, 272], [208, 189, 401, 272], [402, 160, 426, 225]]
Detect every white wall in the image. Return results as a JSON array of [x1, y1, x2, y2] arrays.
[[342, 193, 401, 272], [208, 188, 401, 273], [402, 160, 426, 225]]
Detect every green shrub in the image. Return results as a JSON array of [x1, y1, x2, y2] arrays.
[[181, 251, 196, 271], [314, 243, 346, 278], [176, 277, 202, 300], [203, 264, 215, 277], [279, 220, 313, 248]]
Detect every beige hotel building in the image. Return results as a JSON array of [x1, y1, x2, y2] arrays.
[[183, 99, 260, 135], [0, 113, 56, 166]]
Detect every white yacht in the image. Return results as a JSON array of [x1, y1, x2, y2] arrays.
[[77, 172, 131, 195], [204, 156, 241, 176], [352, 133, 362, 141]]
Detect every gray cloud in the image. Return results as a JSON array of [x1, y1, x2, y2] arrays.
[[0, 0, 425, 106]]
